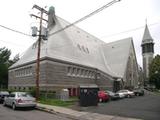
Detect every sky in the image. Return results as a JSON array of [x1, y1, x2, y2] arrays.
[[0, 0, 160, 67]]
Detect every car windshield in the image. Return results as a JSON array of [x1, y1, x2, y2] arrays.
[[117, 90, 124, 93], [18, 93, 32, 97], [106, 91, 114, 95], [0, 91, 9, 95]]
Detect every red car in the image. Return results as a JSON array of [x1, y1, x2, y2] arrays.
[[98, 91, 110, 102]]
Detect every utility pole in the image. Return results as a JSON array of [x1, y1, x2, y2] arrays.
[[30, 5, 48, 101]]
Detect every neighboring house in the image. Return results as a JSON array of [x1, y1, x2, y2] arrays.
[[8, 7, 139, 95]]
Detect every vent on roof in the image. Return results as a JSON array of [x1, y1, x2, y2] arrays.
[[77, 44, 81, 50], [77, 44, 89, 54], [86, 48, 89, 53], [82, 46, 85, 52]]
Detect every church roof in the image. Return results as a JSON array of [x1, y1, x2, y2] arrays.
[[10, 15, 134, 78], [102, 38, 132, 77], [142, 24, 153, 44]]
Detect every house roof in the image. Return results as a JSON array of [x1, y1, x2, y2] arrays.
[[10, 15, 134, 78], [142, 24, 153, 44]]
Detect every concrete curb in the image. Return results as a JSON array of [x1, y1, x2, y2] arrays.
[[36, 105, 142, 120], [36, 106, 83, 120]]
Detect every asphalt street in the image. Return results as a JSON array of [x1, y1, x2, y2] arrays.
[[73, 91, 160, 120], [0, 91, 160, 120], [0, 105, 74, 120]]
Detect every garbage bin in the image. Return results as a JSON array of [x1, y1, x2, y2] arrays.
[[79, 84, 99, 107]]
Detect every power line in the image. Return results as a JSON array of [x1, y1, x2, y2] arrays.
[[0, 0, 121, 38], [48, 0, 121, 37], [0, 39, 25, 47], [0, 24, 31, 37], [100, 21, 160, 38]]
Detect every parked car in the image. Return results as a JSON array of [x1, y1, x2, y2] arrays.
[[105, 90, 120, 100], [144, 85, 156, 92], [115, 91, 125, 98], [98, 91, 110, 102], [133, 89, 144, 96], [116, 89, 135, 98], [0, 91, 9, 103], [3, 92, 36, 110]]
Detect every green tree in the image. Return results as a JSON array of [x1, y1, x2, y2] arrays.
[[149, 55, 160, 89], [0, 47, 11, 89], [0, 47, 20, 89], [9, 53, 20, 66]]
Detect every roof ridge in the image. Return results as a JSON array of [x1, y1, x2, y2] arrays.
[[105, 37, 132, 45]]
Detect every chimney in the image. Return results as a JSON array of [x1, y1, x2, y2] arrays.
[[47, 6, 56, 30]]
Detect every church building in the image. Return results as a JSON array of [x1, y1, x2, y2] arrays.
[[8, 7, 139, 95], [141, 24, 154, 85]]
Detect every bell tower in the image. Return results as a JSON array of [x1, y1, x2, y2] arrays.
[[141, 24, 154, 85]]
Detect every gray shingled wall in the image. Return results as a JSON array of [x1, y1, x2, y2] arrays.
[[8, 59, 115, 92], [46, 60, 96, 86]]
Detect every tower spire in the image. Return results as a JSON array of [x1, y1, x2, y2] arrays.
[[142, 24, 153, 45], [145, 18, 147, 25], [141, 22, 154, 86]]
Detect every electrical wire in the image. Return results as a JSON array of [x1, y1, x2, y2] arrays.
[[100, 21, 160, 38], [0, 39, 25, 47], [0, 0, 120, 38], [48, 0, 121, 37], [0, 24, 31, 37]]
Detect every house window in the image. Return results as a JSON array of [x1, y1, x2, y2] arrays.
[[72, 68, 76, 76], [85, 70, 88, 77], [19, 87, 21, 90], [15, 66, 32, 77], [77, 68, 80, 76], [91, 72, 95, 78], [88, 71, 91, 78], [97, 73, 100, 79], [81, 69, 84, 77], [67, 67, 72, 75]]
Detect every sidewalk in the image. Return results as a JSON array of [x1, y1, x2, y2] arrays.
[[36, 103, 142, 120]]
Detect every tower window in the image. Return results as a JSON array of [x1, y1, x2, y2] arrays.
[[142, 43, 154, 53]]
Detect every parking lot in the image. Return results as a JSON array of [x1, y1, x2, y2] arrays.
[[71, 91, 160, 120]]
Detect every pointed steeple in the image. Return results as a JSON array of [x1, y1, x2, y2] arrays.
[[141, 23, 154, 82], [142, 24, 153, 45]]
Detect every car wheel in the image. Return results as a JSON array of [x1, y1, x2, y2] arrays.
[[32, 106, 36, 109], [99, 98, 102, 102], [12, 103, 16, 110], [137, 93, 140, 96], [127, 94, 130, 98], [3, 101, 6, 106]]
